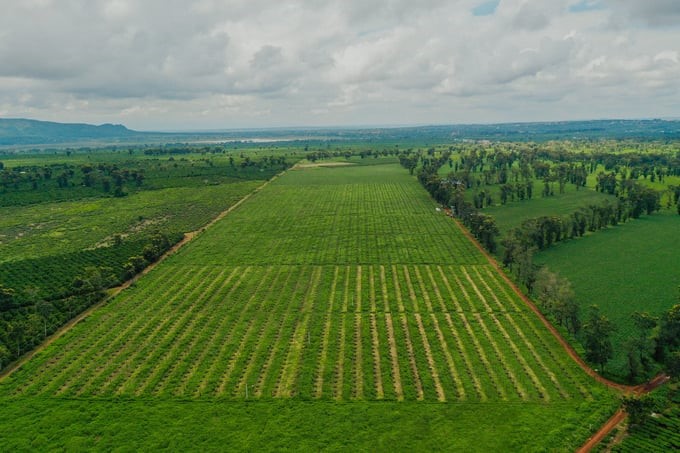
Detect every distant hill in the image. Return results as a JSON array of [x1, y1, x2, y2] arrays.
[[0, 118, 141, 145], [343, 119, 680, 142], [2, 117, 680, 148]]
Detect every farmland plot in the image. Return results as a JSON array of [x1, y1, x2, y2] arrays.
[[4, 263, 598, 402], [0, 160, 615, 450]]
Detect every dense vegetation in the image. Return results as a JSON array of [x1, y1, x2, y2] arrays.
[[398, 141, 679, 382], [0, 158, 616, 450], [0, 148, 293, 370]]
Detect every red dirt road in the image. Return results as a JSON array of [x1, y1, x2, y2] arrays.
[[445, 210, 669, 451]]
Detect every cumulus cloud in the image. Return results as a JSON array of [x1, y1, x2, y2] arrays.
[[0, 0, 678, 129]]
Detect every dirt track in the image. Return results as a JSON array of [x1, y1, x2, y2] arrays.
[[0, 170, 285, 381], [445, 210, 669, 451]]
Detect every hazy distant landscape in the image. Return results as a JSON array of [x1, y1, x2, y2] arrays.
[[2, 118, 680, 148]]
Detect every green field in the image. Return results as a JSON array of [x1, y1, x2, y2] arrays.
[[482, 186, 613, 235], [535, 210, 680, 377], [0, 160, 616, 450], [613, 407, 680, 452], [0, 150, 291, 372]]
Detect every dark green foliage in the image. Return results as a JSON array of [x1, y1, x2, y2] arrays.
[[0, 237, 174, 303], [622, 394, 665, 430], [618, 311, 659, 382], [657, 304, 680, 359], [0, 151, 290, 207], [583, 306, 615, 371], [533, 267, 580, 335]]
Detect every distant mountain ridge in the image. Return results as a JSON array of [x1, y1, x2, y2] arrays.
[[2, 117, 680, 147], [0, 118, 140, 145]]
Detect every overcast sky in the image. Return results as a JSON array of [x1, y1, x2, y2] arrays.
[[0, 0, 679, 131]]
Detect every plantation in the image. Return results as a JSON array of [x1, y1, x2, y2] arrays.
[[0, 148, 292, 369], [0, 159, 616, 450], [409, 141, 679, 383], [613, 406, 680, 452], [535, 210, 680, 377]]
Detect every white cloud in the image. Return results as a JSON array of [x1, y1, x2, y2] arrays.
[[0, 0, 678, 129]]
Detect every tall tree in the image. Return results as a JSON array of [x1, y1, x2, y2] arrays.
[[583, 305, 615, 371], [0, 343, 9, 370], [657, 303, 680, 363]]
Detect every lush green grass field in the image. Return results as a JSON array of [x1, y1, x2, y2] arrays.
[[0, 182, 260, 262], [535, 210, 680, 377], [482, 186, 613, 235], [0, 398, 616, 451], [0, 159, 616, 450]]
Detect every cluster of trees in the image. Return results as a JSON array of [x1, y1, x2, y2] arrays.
[[622, 301, 680, 433], [533, 268, 680, 383], [501, 184, 661, 279], [405, 154, 502, 253], [533, 268, 580, 335], [445, 142, 678, 216], [0, 162, 142, 197], [669, 185, 680, 214], [307, 146, 406, 163], [123, 232, 175, 278], [518, 266, 610, 374], [0, 231, 179, 372], [0, 267, 109, 368]]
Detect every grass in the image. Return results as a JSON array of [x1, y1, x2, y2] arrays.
[[0, 158, 616, 450], [0, 398, 618, 452], [534, 210, 680, 378], [482, 186, 613, 235], [0, 182, 261, 262], [179, 162, 483, 265]]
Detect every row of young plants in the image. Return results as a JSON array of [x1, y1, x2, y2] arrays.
[[612, 383, 680, 452], [615, 407, 680, 452], [0, 152, 291, 372], [1, 264, 600, 402], [180, 179, 483, 266], [0, 231, 181, 369]]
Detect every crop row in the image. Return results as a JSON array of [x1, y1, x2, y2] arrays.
[[614, 408, 680, 452], [0, 238, 158, 302], [178, 179, 484, 265], [2, 264, 595, 402]]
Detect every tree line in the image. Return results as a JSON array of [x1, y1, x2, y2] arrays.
[[0, 231, 179, 371], [399, 146, 678, 382]]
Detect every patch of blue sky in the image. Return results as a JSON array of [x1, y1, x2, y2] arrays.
[[569, 0, 606, 13], [472, 0, 499, 17]]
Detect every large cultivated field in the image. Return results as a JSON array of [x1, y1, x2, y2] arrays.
[[0, 159, 616, 450], [535, 210, 680, 377]]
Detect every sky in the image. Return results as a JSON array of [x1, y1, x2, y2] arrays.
[[0, 0, 679, 131]]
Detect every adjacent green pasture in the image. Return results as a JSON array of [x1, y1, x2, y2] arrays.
[[0, 159, 616, 451], [0, 182, 260, 262], [535, 210, 680, 377], [482, 187, 613, 234]]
